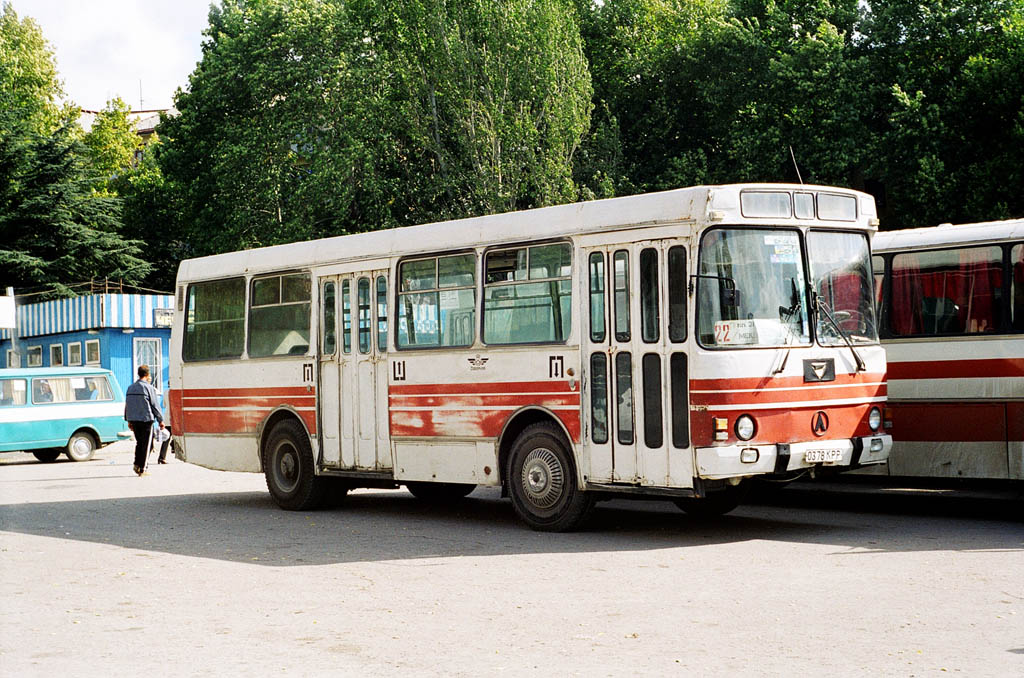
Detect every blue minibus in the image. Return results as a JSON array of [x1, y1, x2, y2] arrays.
[[0, 367, 130, 462]]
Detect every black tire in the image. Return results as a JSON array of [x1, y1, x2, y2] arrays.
[[263, 419, 327, 510], [674, 482, 749, 517], [32, 449, 61, 463], [65, 430, 97, 462], [507, 422, 594, 532], [406, 481, 476, 502]]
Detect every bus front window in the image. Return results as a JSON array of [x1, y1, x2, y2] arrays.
[[697, 229, 810, 348], [807, 231, 878, 345]]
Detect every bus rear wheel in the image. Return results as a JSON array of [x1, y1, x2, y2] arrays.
[[66, 430, 97, 462], [263, 419, 327, 510], [507, 423, 594, 532], [32, 449, 61, 463], [406, 481, 475, 502]]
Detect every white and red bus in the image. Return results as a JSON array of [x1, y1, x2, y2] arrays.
[[871, 219, 1024, 480], [168, 184, 891, 530]]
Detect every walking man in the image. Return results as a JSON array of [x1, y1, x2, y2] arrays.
[[125, 365, 164, 476]]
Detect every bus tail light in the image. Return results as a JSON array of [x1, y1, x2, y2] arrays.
[[713, 417, 729, 441]]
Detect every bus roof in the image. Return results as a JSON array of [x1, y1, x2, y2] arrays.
[[872, 218, 1024, 252], [178, 183, 876, 282]]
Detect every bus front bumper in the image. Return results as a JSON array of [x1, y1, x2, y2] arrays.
[[696, 434, 892, 480]]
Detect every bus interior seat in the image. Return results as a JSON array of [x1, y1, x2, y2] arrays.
[[921, 297, 960, 334]]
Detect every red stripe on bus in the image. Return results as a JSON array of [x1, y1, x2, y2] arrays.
[[887, 358, 1024, 380], [887, 402, 1009, 442], [390, 408, 581, 442], [168, 389, 184, 427], [689, 372, 886, 392], [690, 403, 878, 448], [390, 381, 575, 396], [690, 383, 886, 407], [389, 393, 580, 409], [182, 395, 313, 405], [180, 386, 315, 398], [181, 408, 317, 436]]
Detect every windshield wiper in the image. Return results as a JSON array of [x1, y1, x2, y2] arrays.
[[772, 278, 801, 375], [814, 294, 866, 372]]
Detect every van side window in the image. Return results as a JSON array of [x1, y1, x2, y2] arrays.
[[0, 378, 27, 406]]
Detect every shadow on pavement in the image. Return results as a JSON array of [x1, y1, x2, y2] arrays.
[[1, 480, 1020, 566]]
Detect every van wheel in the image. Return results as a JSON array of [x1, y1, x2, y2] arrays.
[[66, 431, 97, 462], [406, 481, 475, 502], [33, 449, 61, 463], [674, 482, 748, 517], [263, 419, 326, 510], [507, 423, 594, 532]]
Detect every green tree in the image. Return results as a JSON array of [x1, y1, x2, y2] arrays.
[[82, 97, 143, 188], [857, 0, 1024, 226], [0, 4, 151, 296], [0, 3, 67, 135], [158, 0, 593, 257], [0, 112, 151, 295]]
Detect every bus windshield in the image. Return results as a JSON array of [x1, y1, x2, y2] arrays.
[[697, 228, 810, 348], [807, 231, 878, 345]]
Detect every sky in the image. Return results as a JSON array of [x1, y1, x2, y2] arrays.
[[14, 0, 213, 111]]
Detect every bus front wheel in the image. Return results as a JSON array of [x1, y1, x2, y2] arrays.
[[32, 449, 61, 463], [507, 423, 594, 532], [263, 419, 327, 511], [66, 431, 97, 462]]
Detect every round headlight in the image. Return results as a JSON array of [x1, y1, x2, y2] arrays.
[[868, 406, 882, 432], [735, 414, 756, 441]]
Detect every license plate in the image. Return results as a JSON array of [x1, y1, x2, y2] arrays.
[[805, 448, 843, 463]]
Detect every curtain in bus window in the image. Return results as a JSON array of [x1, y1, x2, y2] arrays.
[[891, 247, 1003, 336], [890, 254, 923, 335]]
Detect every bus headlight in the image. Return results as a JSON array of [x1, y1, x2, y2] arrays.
[[868, 407, 882, 432], [735, 414, 756, 441]]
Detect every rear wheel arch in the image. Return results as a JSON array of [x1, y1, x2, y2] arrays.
[[259, 407, 312, 473], [497, 407, 576, 494]]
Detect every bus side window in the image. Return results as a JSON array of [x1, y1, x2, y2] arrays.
[[1013, 244, 1024, 332], [640, 248, 659, 343], [358, 277, 371, 354], [376, 275, 387, 352], [342, 280, 352, 354], [322, 281, 336, 355], [668, 246, 687, 342], [589, 252, 606, 343], [613, 250, 630, 342]]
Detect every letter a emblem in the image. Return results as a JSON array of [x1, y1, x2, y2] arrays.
[[812, 411, 829, 436]]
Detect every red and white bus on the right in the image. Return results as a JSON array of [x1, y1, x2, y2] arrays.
[[872, 219, 1024, 480]]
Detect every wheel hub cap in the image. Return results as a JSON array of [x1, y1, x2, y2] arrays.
[[521, 447, 563, 509]]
